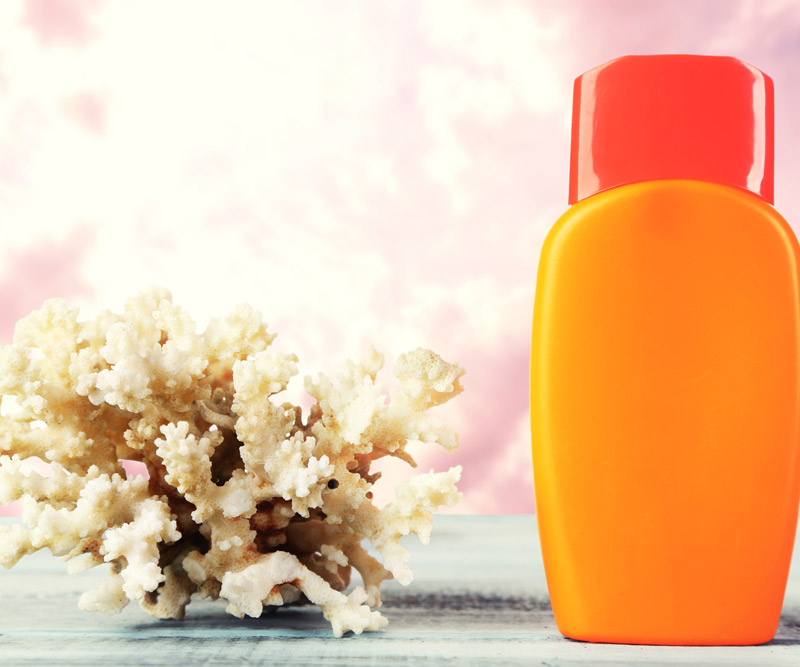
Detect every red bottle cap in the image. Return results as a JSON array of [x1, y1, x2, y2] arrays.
[[569, 55, 774, 204]]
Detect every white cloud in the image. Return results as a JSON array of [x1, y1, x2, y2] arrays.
[[421, 0, 564, 114]]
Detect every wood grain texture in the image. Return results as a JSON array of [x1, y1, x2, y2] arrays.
[[2, 515, 799, 665]]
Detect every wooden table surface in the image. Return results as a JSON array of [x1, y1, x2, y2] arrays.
[[2, 515, 800, 665]]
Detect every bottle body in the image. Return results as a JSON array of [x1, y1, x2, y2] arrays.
[[531, 179, 800, 645]]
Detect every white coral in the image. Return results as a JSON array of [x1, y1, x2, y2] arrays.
[[0, 287, 464, 636]]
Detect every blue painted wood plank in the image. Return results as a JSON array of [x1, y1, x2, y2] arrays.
[[1, 516, 799, 665]]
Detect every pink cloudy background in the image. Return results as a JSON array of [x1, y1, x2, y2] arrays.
[[1, 0, 799, 515]]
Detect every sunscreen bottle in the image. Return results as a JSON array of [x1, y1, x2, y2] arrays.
[[530, 55, 800, 645]]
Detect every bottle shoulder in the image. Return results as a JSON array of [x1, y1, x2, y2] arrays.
[[541, 180, 798, 263]]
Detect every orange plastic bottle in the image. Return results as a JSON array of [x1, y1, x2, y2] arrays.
[[530, 55, 800, 645]]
